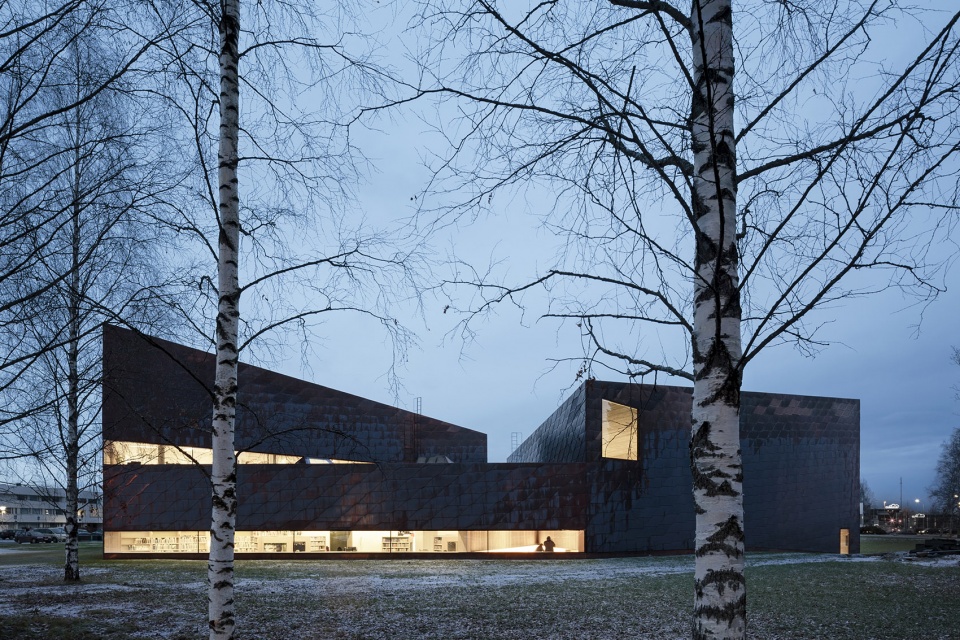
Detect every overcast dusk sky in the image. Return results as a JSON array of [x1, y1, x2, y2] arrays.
[[258, 119, 960, 513], [310, 261, 960, 510], [233, 2, 960, 514]]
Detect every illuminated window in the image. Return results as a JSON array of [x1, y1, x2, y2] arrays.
[[104, 441, 211, 465], [104, 441, 369, 466], [235, 451, 302, 464], [601, 400, 638, 460], [104, 529, 585, 554]]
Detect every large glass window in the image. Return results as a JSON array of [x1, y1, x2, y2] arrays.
[[104, 529, 584, 554], [103, 441, 369, 466], [601, 400, 638, 460]]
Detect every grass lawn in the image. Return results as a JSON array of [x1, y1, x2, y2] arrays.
[[0, 542, 958, 639]]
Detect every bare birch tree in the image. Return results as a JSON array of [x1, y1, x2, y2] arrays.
[[0, 0, 173, 319], [144, 2, 416, 637], [408, 1, 960, 637], [0, 0, 181, 443], [0, 4, 183, 581], [210, 2, 241, 635]]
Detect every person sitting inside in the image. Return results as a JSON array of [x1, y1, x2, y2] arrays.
[[543, 536, 555, 552]]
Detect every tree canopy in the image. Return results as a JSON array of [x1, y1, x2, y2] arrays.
[[930, 427, 960, 514]]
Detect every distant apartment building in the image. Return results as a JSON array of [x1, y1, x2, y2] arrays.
[[0, 482, 103, 531]]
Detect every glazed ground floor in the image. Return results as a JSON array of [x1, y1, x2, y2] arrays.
[[105, 528, 584, 556]]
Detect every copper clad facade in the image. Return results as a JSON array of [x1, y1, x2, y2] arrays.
[[509, 381, 861, 554], [102, 326, 860, 555], [105, 462, 589, 532], [102, 325, 486, 463]]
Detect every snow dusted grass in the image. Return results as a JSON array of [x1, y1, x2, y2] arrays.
[[0, 543, 958, 639]]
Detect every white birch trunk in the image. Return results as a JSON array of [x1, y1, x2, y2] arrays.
[[64, 157, 82, 582], [208, 0, 242, 637], [689, 1, 745, 638]]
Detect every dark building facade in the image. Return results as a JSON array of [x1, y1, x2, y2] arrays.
[[508, 382, 860, 554], [102, 325, 860, 557]]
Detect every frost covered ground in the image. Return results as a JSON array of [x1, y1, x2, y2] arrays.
[[0, 543, 958, 639]]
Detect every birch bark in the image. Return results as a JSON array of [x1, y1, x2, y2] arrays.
[[208, 0, 242, 637], [63, 145, 82, 582], [689, 1, 745, 638]]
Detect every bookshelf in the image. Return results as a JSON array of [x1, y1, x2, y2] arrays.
[[381, 536, 411, 552], [433, 536, 457, 552]]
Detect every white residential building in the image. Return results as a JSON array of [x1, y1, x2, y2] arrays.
[[0, 482, 102, 531]]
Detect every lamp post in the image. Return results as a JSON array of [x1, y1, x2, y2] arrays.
[[914, 498, 924, 533]]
